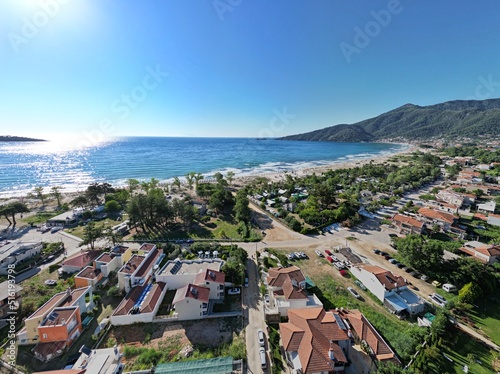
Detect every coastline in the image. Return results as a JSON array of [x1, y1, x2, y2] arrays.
[[0, 143, 413, 201]]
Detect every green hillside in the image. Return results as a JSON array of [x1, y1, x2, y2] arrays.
[[280, 99, 500, 142]]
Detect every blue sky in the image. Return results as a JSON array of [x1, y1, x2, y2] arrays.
[[1, 0, 500, 139]]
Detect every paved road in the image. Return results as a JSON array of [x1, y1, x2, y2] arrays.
[[241, 245, 270, 374]]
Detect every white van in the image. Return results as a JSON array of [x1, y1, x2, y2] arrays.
[[259, 347, 267, 369], [442, 284, 457, 293]]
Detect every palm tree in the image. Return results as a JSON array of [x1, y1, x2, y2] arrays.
[[51, 186, 62, 207], [194, 173, 204, 190], [172, 177, 181, 191], [33, 186, 45, 206], [127, 178, 140, 193], [185, 172, 195, 190], [226, 171, 235, 185]]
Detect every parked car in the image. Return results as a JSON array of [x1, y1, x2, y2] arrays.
[[383, 255, 392, 260], [355, 280, 366, 291], [431, 280, 442, 287], [325, 249, 333, 256], [257, 329, 265, 347], [294, 252, 302, 259], [404, 267, 413, 273], [286, 253, 295, 260], [299, 251, 308, 259], [244, 278, 249, 287], [315, 250, 324, 257], [264, 294, 270, 304], [326, 256, 334, 263], [397, 263, 405, 269], [228, 288, 241, 295], [420, 274, 429, 282], [44, 279, 57, 286], [388, 259, 399, 264], [333, 262, 344, 271], [379, 251, 388, 256], [429, 293, 447, 307], [347, 287, 360, 299], [373, 249, 381, 255]]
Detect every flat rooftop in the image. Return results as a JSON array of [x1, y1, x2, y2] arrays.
[[76, 266, 101, 280], [119, 255, 145, 275], [160, 259, 223, 276], [73, 347, 121, 374], [41, 307, 77, 327]]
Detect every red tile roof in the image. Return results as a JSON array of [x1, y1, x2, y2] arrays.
[[33, 340, 66, 359], [194, 269, 226, 285], [392, 214, 424, 228], [418, 207, 457, 224], [135, 248, 162, 277], [28, 287, 90, 320], [280, 308, 349, 373], [173, 284, 210, 304], [41, 307, 78, 327], [75, 266, 101, 280], [267, 266, 308, 300], [459, 245, 500, 260], [62, 250, 102, 269], [342, 309, 400, 365], [113, 282, 166, 316]]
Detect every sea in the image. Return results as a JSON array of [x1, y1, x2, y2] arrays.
[[0, 137, 406, 198]]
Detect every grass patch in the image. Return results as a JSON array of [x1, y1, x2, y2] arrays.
[[438, 328, 496, 374], [467, 296, 500, 346], [21, 211, 60, 225], [65, 217, 123, 239]]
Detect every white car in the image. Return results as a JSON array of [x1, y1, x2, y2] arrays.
[[347, 287, 360, 299], [315, 250, 324, 257], [227, 288, 241, 295], [429, 293, 447, 307], [257, 329, 265, 346]]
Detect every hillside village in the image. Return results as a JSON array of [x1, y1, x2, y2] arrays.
[[0, 143, 499, 374]]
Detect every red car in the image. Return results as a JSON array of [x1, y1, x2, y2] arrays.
[[325, 249, 333, 256], [326, 256, 334, 263]]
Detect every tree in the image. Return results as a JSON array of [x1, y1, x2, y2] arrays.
[[226, 171, 235, 185], [194, 173, 204, 190], [234, 190, 251, 223], [105, 200, 121, 213], [458, 282, 480, 304], [472, 189, 484, 198], [82, 222, 103, 250], [33, 186, 46, 206], [214, 172, 224, 183], [51, 186, 62, 207], [70, 195, 88, 208], [127, 178, 140, 193], [185, 172, 196, 190], [0, 201, 29, 226], [103, 226, 123, 247], [172, 177, 181, 191]]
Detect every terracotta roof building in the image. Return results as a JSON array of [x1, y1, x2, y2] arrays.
[[342, 309, 401, 366], [459, 241, 500, 265], [267, 266, 322, 317], [391, 214, 424, 235], [280, 307, 350, 373], [61, 250, 102, 274], [172, 284, 210, 320]]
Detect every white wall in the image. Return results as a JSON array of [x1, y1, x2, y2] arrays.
[[158, 273, 197, 290], [351, 267, 386, 302], [174, 298, 208, 321], [111, 285, 167, 326]]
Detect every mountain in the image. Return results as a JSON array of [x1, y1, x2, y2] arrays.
[[280, 99, 500, 142], [0, 136, 46, 142]]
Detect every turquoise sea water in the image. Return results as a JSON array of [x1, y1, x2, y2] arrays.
[[0, 137, 405, 197]]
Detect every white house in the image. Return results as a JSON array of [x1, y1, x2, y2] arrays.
[[111, 282, 167, 326], [117, 247, 163, 293], [157, 259, 224, 290], [193, 269, 225, 300], [477, 200, 496, 214], [350, 265, 424, 316], [267, 266, 322, 317], [94, 252, 121, 278], [172, 284, 210, 320], [0, 242, 43, 275], [459, 241, 500, 265]]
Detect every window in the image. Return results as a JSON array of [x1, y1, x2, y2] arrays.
[[43, 334, 47, 339], [202, 303, 208, 309], [219, 285, 224, 290]]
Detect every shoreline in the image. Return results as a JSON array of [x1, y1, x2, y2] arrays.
[[0, 143, 413, 200]]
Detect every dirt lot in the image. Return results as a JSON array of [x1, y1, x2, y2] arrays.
[[250, 204, 302, 242], [107, 318, 242, 359]]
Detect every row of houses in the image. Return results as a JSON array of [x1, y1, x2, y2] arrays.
[[263, 265, 403, 373]]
